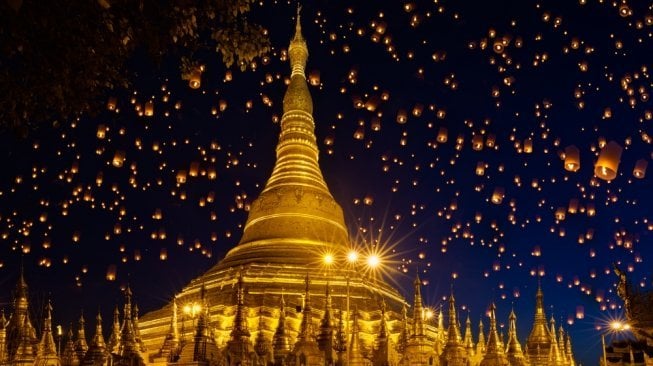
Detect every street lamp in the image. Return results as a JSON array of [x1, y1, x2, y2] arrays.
[[601, 320, 631, 366]]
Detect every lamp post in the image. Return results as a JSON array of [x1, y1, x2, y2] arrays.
[[56, 325, 62, 355], [323, 248, 383, 366], [601, 320, 631, 366]]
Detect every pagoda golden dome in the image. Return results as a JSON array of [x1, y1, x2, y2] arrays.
[[216, 10, 349, 269]]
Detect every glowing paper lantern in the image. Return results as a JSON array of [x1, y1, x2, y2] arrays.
[[523, 138, 533, 153], [189, 69, 202, 89], [475, 162, 485, 176], [437, 127, 448, 143], [106, 265, 117, 281], [594, 141, 623, 180], [633, 159, 648, 179], [396, 109, 408, 124], [107, 97, 117, 111], [112, 151, 126, 168], [472, 135, 484, 151], [96, 124, 107, 139], [144, 101, 154, 117], [486, 134, 496, 148], [564, 145, 580, 172], [491, 187, 505, 204]]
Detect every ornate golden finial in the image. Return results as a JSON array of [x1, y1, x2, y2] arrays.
[[294, 4, 303, 41]]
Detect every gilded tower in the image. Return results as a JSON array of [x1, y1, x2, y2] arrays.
[[138, 8, 407, 365]]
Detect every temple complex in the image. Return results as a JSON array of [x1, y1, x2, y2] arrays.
[[0, 11, 578, 366]]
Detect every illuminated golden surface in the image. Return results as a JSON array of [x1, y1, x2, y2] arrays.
[[139, 11, 411, 364]]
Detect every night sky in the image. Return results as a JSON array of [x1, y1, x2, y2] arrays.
[[1, 1, 652, 364]]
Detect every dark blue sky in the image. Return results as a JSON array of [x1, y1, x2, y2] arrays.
[[1, 1, 652, 364]]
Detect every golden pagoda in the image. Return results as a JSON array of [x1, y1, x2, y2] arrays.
[[138, 8, 411, 366]]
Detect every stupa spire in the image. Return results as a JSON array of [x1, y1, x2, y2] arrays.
[[272, 294, 291, 362], [463, 313, 475, 353], [36, 300, 59, 362], [107, 306, 121, 354], [476, 317, 486, 355], [446, 291, 463, 345], [219, 6, 348, 269], [506, 308, 528, 366], [479, 303, 509, 366], [297, 275, 314, 341], [412, 274, 425, 337], [526, 281, 552, 363]]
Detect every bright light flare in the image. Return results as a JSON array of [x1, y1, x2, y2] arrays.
[[347, 250, 359, 263], [367, 254, 381, 268]]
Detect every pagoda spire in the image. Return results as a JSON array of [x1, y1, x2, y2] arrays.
[[548, 316, 563, 365], [373, 299, 390, 366], [463, 313, 475, 355], [526, 282, 552, 365], [446, 291, 463, 345], [231, 275, 250, 340], [291, 274, 323, 365], [74, 313, 88, 362], [132, 303, 146, 352], [440, 290, 468, 366], [158, 298, 179, 361], [61, 327, 78, 366], [297, 274, 315, 342], [476, 317, 486, 356], [479, 303, 509, 366], [92, 312, 107, 349], [35, 300, 60, 366], [7, 269, 37, 363], [272, 294, 291, 364], [221, 5, 348, 269], [412, 274, 425, 337], [118, 285, 143, 362], [348, 309, 366, 366], [107, 306, 121, 354], [333, 310, 347, 365], [82, 312, 109, 366], [254, 310, 270, 362], [317, 281, 334, 362], [0, 310, 7, 364], [505, 309, 527, 366], [396, 304, 409, 354]]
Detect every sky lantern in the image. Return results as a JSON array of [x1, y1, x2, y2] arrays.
[[491, 187, 505, 204], [107, 97, 117, 111], [308, 70, 320, 86], [568, 199, 579, 214], [371, 117, 381, 131], [633, 159, 648, 178], [396, 109, 408, 124], [189, 68, 202, 89], [475, 161, 486, 176], [144, 101, 154, 116], [112, 150, 126, 168], [106, 264, 117, 281], [564, 145, 580, 172], [594, 140, 623, 180], [437, 127, 448, 143], [555, 207, 566, 221], [176, 170, 187, 184], [96, 124, 107, 139], [485, 134, 496, 148], [472, 134, 484, 151], [523, 138, 533, 153]]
